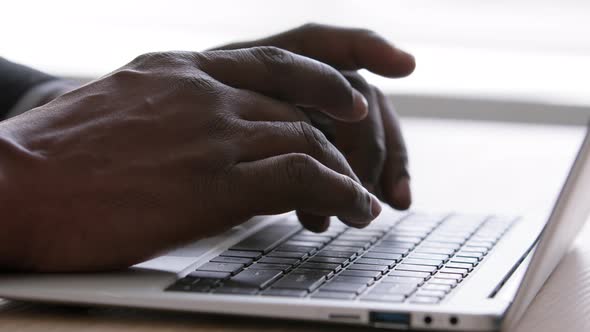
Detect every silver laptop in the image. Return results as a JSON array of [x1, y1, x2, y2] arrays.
[[1, 122, 589, 332]]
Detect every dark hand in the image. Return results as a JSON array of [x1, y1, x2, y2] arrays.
[[215, 24, 415, 231], [0, 48, 380, 271]]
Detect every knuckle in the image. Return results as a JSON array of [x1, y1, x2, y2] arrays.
[[131, 51, 192, 68], [250, 46, 295, 74], [179, 74, 219, 93], [298, 22, 323, 32], [353, 27, 378, 38], [294, 121, 330, 156], [343, 176, 365, 207], [205, 113, 241, 142], [283, 153, 318, 187]]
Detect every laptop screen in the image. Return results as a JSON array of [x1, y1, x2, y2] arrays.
[[502, 123, 590, 330]]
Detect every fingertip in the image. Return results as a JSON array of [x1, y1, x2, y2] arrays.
[[351, 89, 369, 120], [297, 211, 330, 233], [370, 194, 382, 218], [393, 48, 416, 76], [389, 177, 412, 210]]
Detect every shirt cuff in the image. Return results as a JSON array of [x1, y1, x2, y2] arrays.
[[5, 79, 77, 119]]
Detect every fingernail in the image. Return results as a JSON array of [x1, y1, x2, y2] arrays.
[[352, 89, 369, 120], [392, 177, 411, 210], [370, 194, 382, 219]]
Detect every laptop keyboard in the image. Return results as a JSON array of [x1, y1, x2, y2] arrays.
[[167, 213, 515, 304]]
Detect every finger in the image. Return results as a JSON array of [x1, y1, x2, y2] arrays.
[[230, 88, 309, 123], [375, 88, 411, 210], [195, 47, 368, 122], [296, 211, 330, 233], [238, 120, 361, 183], [333, 72, 386, 192], [231, 153, 382, 227], [214, 23, 416, 78]]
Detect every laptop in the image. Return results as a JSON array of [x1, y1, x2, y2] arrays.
[[1, 120, 589, 331]]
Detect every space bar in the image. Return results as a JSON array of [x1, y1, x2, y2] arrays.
[[231, 223, 301, 253]]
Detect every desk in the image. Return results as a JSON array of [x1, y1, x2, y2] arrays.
[[1, 118, 589, 331]]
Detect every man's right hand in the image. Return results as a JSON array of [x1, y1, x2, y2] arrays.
[[0, 48, 382, 271]]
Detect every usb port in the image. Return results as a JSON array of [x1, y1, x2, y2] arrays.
[[370, 312, 411, 327]]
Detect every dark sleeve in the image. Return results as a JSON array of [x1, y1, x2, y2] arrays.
[[0, 57, 56, 118]]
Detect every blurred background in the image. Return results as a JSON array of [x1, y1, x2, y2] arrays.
[[2, 0, 589, 106]]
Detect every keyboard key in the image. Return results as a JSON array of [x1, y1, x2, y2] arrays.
[[362, 252, 403, 261], [409, 295, 440, 304], [421, 284, 452, 293], [197, 262, 244, 275], [388, 270, 431, 279], [299, 262, 342, 271], [332, 276, 375, 285], [425, 236, 465, 244], [462, 246, 489, 254], [347, 264, 389, 273], [330, 240, 371, 249], [370, 283, 417, 296], [465, 240, 494, 249], [210, 256, 254, 265], [294, 268, 335, 280], [249, 263, 291, 271], [213, 286, 258, 295], [262, 289, 307, 297], [323, 246, 365, 254], [316, 250, 358, 259], [291, 235, 331, 244], [258, 257, 300, 266], [345, 228, 385, 236], [275, 245, 318, 254], [432, 273, 462, 282], [429, 278, 458, 287], [320, 281, 367, 294], [272, 271, 326, 291], [416, 289, 446, 298], [188, 270, 231, 280], [268, 251, 309, 260], [360, 294, 406, 302], [450, 257, 479, 265], [339, 269, 382, 279], [396, 264, 437, 274], [311, 291, 355, 300], [445, 262, 474, 271], [383, 235, 422, 244], [368, 247, 410, 255], [220, 250, 261, 259], [420, 241, 461, 250], [381, 276, 424, 285], [308, 256, 349, 265], [407, 253, 450, 261], [356, 258, 397, 268], [402, 258, 444, 268], [230, 223, 301, 253], [337, 234, 379, 242], [224, 269, 283, 289], [455, 251, 484, 261], [377, 241, 415, 249], [415, 247, 456, 256], [439, 267, 469, 277], [391, 231, 428, 238], [282, 240, 323, 249]]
